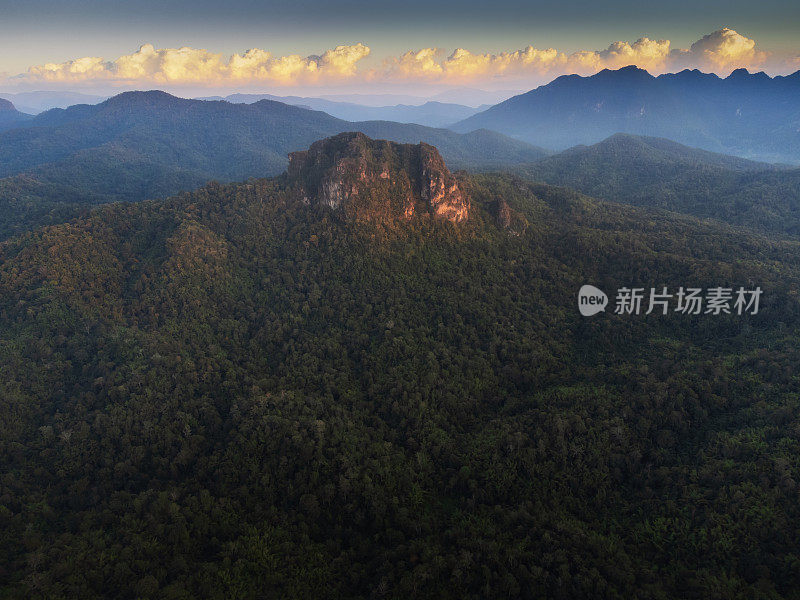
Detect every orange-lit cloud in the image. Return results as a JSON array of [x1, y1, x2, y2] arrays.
[[670, 28, 767, 71], [382, 29, 765, 83], [381, 37, 673, 83], [8, 29, 778, 89], [783, 56, 800, 71], [22, 43, 371, 85]]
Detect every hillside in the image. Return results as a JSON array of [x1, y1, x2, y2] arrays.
[[202, 93, 483, 127], [517, 133, 800, 236], [0, 98, 32, 132], [1, 135, 799, 598], [0, 91, 546, 240], [452, 66, 800, 163], [1, 91, 545, 179], [0, 91, 107, 115]]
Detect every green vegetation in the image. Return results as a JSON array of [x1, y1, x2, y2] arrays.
[[0, 91, 547, 240], [1, 164, 799, 598], [517, 133, 800, 236]]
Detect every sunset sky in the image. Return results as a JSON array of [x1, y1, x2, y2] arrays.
[[1, 0, 799, 95]]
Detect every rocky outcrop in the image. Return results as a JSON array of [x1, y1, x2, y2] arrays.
[[288, 132, 470, 225], [495, 199, 528, 236]]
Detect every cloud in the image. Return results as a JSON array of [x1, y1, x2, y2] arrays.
[[382, 37, 672, 83], [782, 56, 800, 72], [595, 37, 673, 71], [672, 28, 767, 72], [19, 43, 371, 86], [382, 48, 445, 79], [444, 46, 566, 79], [115, 45, 227, 82], [8, 29, 774, 89], [382, 30, 765, 84], [27, 56, 115, 82]]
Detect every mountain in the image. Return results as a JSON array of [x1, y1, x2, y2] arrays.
[[452, 66, 800, 163], [3, 91, 546, 179], [0, 91, 547, 240], [316, 92, 431, 105], [317, 89, 515, 107], [1, 135, 799, 598], [517, 133, 800, 236], [202, 93, 484, 127], [287, 132, 470, 224], [428, 87, 521, 105], [0, 98, 32, 131], [0, 91, 107, 114]]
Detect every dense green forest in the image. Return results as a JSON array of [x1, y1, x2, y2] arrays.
[[516, 133, 800, 236], [1, 160, 799, 598]]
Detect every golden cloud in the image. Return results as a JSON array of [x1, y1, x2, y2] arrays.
[[14, 29, 772, 88], [384, 30, 762, 83], [682, 28, 767, 71], [23, 43, 371, 85]]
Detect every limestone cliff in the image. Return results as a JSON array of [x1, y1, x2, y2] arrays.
[[288, 132, 470, 225]]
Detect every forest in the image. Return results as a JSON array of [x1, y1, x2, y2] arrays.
[[516, 133, 800, 236], [0, 91, 545, 241], [1, 163, 799, 598]]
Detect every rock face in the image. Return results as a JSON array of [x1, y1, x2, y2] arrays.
[[288, 132, 470, 225], [495, 199, 528, 236], [0, 99, 16, 112]]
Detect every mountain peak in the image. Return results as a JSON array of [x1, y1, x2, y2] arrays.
[[592, 65, 654, 81], [101, 90, 187, 109], [725, 68, 770, 82], [658, 69, 721, 83], [0, 98, 16, 112], [287, 132, 470, 225]]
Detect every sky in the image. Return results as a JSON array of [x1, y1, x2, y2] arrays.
[[1, 0, 799, 98]]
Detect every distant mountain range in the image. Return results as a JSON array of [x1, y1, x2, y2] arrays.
[[0, 89, 512, 119], [4, 82, 800, 241], [518, 133, 800, 235], [0, 91, 546, 239], [254, 87, 518, 107], [0, 98, 32, 131], [452, 66, 800, 163], [0, 91, 108, 115], [197, 93, 488, 127]]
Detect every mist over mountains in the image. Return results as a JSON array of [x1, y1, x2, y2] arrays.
[[453, 66, 800, 163], [197, 94, 486, 127], [0, 91, 108, 115]]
